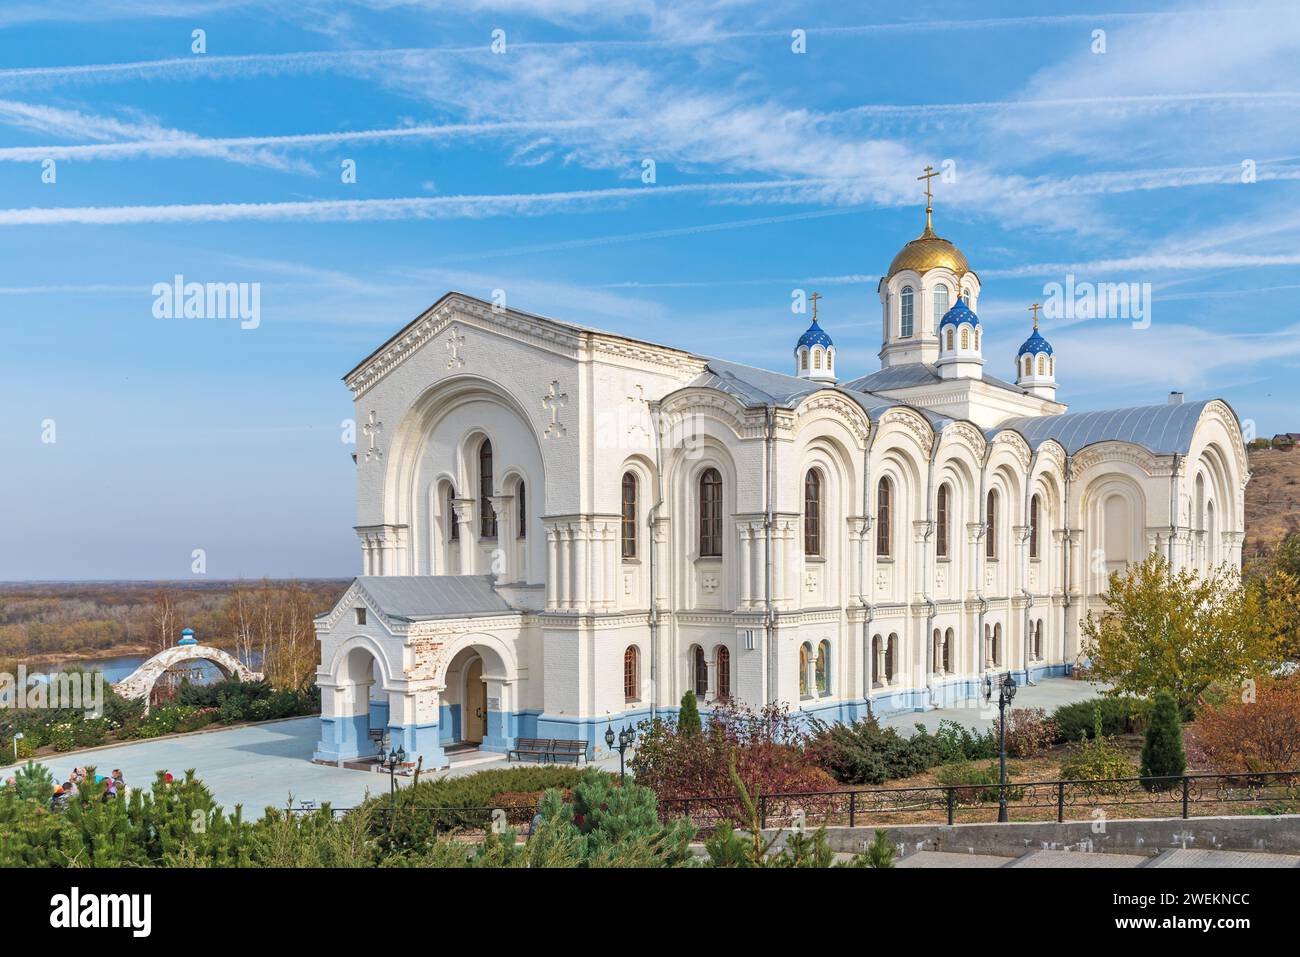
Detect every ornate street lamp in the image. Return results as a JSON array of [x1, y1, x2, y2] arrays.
[[377, 738, 407, 821], [604, 720, 636, 785], [983, 671, 1017, 823]]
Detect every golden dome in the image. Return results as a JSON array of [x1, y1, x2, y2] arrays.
[[886, 223, 970, 279]]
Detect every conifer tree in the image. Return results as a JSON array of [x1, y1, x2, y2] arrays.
[[678, 690, 702, 736], [1140, 691, 1186, 790]]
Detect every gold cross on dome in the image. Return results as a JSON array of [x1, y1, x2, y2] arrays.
[[809, 291, 821, 321], [1029, 302, 1041, 329], [917, 165, 939, 232]]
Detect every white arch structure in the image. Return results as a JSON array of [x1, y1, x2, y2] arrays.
[[114, 645, 262, 713]]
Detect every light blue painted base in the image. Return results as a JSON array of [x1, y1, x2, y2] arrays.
[[314, 713, 445, 769]]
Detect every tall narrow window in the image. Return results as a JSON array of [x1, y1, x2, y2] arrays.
[[517, 482, 527, 539], [1024, 356, 1032, 377], [699, 468, 723, 557], [716, 646, 731, 701], [623, 646, 639, 701], [974, 329, 981, 351], [933, 285, 949, 326], [692, 645, 708, 697], [1034, 620, 1043, 659], [961, 326, 969, 349], [900, 286, 914, 338], [885, 634, 897, 682], [815, 640, 830, 694], [985, 490, 997, 559], [943, 628, 953, 673], [871, 635, 883, 687], [813, 348, 822, 369], [799, 643, 811, 697], [447, 485, 459, 542], [945, 328, 954, 350], [876, 478, 892, 557], [800, 349, 808, 370], [803, 469, 822, 556], [478, 439, 497, 538], [621, 472, 638, 559], [936, 483, 949, 558], [1029, 494, 1040, 559]]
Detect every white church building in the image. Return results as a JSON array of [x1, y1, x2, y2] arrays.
[[312, 202, 1249, 768]]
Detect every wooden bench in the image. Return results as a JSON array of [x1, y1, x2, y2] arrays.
[[508, 738, 553, 763], [548, 739, 589, 764]]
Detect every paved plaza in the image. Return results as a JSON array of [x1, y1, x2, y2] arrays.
[[2, 678, 1102, 813]]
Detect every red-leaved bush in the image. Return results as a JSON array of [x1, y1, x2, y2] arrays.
[[1186, 675, 1300, 773], [629, 700, 835, 821]]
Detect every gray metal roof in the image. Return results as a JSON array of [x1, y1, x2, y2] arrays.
[[843, 362, 1028, 397], [354, 575, 515, 621], [989, 400, 1213, 455]]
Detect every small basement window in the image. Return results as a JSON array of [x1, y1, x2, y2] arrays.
[[355, 607, 367, 625]]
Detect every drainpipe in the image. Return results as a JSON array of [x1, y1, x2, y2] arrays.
[[860, 422, 879, 718], [1021, 449, 1041, 687], [922, 434, 941, 707], [764, 405, 777, 705], [1062, 453, 1073, 674], [974, 442, 993, 689], [1168, 452, 1181, 566], [648, 402, 665, 722]]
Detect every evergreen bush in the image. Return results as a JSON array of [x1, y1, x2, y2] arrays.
[[1139, 692, 1186, 790]]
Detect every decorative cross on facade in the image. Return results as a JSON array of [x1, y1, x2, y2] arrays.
[[362, 410, 383, 462], [542, 380, 568, 438], [805, 571, 817, 593], [626, 383, 650, 440], [445, 326, 466, 369]]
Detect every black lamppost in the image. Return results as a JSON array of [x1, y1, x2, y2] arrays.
[[378, 739, 407, 819], [604, 720, 635, 785], [983, 671, 1017, 823]]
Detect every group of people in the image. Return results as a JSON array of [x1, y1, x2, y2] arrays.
[[49, 767, 128, 809]]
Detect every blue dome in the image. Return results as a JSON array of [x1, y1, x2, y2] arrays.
[[938, 297, 978, 328], [1017, 328, 1053, 357], [795, 318, 833, 351], [181, 628, 194, 635]]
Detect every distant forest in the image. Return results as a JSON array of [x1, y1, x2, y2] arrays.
[[0, 580, 349, 691]]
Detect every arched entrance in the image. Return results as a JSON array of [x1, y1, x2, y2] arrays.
[[463, 656, 487, 745], [437, 636, 517, 754], [315, 641, 392, 765]]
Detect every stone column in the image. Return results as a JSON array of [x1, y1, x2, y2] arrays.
[[453, 497, 476, 574]]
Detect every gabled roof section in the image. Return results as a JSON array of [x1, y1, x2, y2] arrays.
[[354, 575, 516, 622], [989, 400, 1215, 455], [842, 362, 1029, 397]]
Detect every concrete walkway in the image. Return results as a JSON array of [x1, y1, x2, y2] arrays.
[[0, 718, 622, 814], [878, 676, 1105, 734]]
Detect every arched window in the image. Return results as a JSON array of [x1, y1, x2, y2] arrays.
[[1037, 355, 1046, 375], [447, 485, 459, 542], [1023, 356, 1032, 377], [478, 439, 497, 538], [621, 472, 638, 559], [936, 483, 949, 558], [1034, 620, 1044, 660], [985, 490, 998, 559], [692, 645, 708, 698], [1029, 493, 1041, 559], [699, 468, 723, 557], [803, 469, 822, 556], [876, 477, 892, 557], [960, 326, 969, 349], [623, 646, 639, 701], [984, 624, 992, 667], [945, 328, 954, 350], [900, 286, 914, 338], [943, 627, 954, 673], [993, 623, 1003, 666], [826, 349, 834, 371], [1049, 357, 1054, 375], [871, 634, 883, 687], [799, 643, 811, 697], [716, 646, 731, 701], [974, 328, 981, 350], [800, 348, 808, 370], [885, 634, 897, 682], [933, 285, 949, 325], [815, 640, 830, 695], [932, 628, 942, 673], [813, 348, 822, 369], [517, 481, 527, 539]]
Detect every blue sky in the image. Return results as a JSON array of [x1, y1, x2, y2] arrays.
[[1, 0, 1297, 580]]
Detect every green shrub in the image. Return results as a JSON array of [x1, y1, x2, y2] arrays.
[[1052, 697, 1149, 743], [371, 765, 596, 853], [1139, 692, 1186, 790], [807, 717, 937, 785], [1058, 707, 1133, 796], [935, 761, 1025, 802], [932, 720, 998, 763]]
